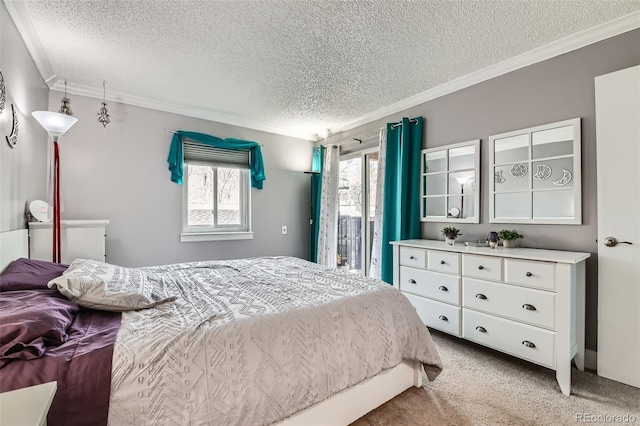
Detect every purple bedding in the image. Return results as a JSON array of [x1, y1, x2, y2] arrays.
[[0, 259, 121, 426]]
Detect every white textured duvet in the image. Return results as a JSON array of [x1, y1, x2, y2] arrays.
[[107, 256, 442, 425]]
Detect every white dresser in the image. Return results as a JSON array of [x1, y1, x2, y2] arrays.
[[29, 220, 109, 264], [392, 239, 590, 395]]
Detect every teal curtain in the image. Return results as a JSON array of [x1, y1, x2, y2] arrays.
[[168, 130, 266, 189], [380, 117, 423, 283], [309, 145, 324, 262]]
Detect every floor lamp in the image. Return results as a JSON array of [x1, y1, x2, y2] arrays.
[[31, 111, 78, 263]]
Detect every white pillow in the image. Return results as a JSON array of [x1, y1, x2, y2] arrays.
[[48, 259, 177, 311]]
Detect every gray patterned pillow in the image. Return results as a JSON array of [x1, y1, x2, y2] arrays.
[[47, 259, 177, 311]]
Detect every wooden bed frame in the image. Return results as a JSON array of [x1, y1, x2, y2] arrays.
[[0, 228, 424, 425]]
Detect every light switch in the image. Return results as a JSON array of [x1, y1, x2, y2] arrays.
[[281, 226, 287, 235]]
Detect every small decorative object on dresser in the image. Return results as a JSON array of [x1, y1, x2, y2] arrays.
[[498, 229, 524, 248], [441, 227, 461, 245], [487, 231, 499, 249], [391, 239, 590, 395]]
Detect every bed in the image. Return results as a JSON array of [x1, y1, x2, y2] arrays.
[[0, 229, 442, 426]]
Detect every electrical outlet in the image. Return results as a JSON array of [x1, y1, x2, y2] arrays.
[[281, 226, 287, 235]]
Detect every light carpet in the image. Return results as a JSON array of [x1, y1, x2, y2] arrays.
[[352, 330, 640, 425]]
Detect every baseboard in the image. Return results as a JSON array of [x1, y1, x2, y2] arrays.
[[584, 349, 597, 371]]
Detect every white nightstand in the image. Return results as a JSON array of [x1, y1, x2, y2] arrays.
[[0, 382, 57, 426], [29, 220, 109, 264]]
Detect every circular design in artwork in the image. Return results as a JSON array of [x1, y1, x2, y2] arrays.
[[553, 169, 573, 186], [534, 164, 552, 181], [0, 70, 6, 114], [5, 104, 19, 148], [494, 170, 506, 184], [510, 163, 528, 178]]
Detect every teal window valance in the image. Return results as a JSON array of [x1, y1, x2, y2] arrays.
[[168, 130, 266, 189]]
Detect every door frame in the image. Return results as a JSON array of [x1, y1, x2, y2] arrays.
[[339, 146, 379, 276]]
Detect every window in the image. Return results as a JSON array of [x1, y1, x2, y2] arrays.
[[181, 143, 252, 242]]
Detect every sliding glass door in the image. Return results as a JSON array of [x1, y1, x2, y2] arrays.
[[337, 148, 378, 275]]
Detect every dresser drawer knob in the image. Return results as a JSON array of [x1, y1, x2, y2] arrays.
[[478, 265, 484, 270], [408, 279, 417, 284], [522, 340, 536, 348], [522, 304, 536, 311], [409, 255, 416, 260], [438, 315, 448, 322], [476, 326, 487, 333], [526, 272, 533, 277], [475, 293, 487, 300], [438, 286, 448, 292], [440, 260, 446, 265]]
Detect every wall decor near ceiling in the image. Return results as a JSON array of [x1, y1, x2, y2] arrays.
[[489, 117, 582, 224], [420, 139, 481, 223], [6, 104, 19, 148], [58, 81, 74, 116], [0, 70, 6, 114], [97, 80, 110, 128]]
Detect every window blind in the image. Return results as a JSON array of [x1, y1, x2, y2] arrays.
[[183, 141, 250, 168]]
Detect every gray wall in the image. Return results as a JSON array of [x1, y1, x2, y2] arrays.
[[0, 2, 49, 231], [325, 29, 640, 351], [48, 92, 313, 267]]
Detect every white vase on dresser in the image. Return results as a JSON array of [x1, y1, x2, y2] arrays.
[[392, 239, 590, 395]]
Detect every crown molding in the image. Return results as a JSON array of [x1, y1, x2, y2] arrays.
[[49, 81, 320, 141], [3, 0, 56, 87], [326, 10, 640, 138]]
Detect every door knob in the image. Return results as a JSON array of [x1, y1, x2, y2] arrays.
[[603, 237, 633, 247]]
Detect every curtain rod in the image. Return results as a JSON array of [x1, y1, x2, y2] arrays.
[[389, 118, 419, 130], [169, 130, 263, 146], [352, 130, 380, 144]]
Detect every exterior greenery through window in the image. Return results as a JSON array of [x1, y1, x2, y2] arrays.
[[183, 162, 251, 239]]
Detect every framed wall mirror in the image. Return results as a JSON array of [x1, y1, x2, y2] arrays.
[[420, 139, 480, 223], [489, 118, 581, 224]]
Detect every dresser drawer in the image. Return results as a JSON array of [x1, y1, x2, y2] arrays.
[[462, 254, 503, 281], [505, 259, 555, 290], [404, 293, 461, 337], [399, 266, 460, 305], [463, 309, 555, 368], [462, 278, 556, 329], [399, 247, 427, 268], [427, 250, 460, 275]]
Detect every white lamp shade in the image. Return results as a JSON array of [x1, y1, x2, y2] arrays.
[[456, 177, 470, 186], [32, 111, 78, 138]]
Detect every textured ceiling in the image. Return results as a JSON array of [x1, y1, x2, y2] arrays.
[[15, 0, 640, 139]]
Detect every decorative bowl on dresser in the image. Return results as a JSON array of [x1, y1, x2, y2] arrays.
[[391, 239, 590, 395]]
